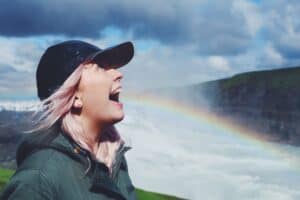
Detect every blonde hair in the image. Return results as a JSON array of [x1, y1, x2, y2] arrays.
[[24, 61, 125, 175]]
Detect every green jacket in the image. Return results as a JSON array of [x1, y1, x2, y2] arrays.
[[1, 120, 137, 200]]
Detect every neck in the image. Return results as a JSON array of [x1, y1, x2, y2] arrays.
[[77, 115, 106, 155]]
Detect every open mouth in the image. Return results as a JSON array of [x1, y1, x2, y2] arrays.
[[109, 92, 120, 103]]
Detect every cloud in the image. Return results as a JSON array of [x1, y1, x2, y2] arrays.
[[262, 0, 300, 59], [0, 37, 43, 72], [0, 0, 260, 55], [259, 44, 284, 66], [0, 64, 35, 99], [117, 41, 236, 92], [207, 56, 231, 72]]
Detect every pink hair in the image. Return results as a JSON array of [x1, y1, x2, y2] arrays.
[[24, 61, 125, 176]]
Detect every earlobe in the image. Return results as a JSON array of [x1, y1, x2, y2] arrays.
[[73, 96, 83, 108]]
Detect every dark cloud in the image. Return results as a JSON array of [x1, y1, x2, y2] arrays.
[[0, 0, 254, 55], [276, 44, 300, 60]]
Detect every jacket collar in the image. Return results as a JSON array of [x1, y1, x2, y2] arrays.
[[54, 121, 132, 200]]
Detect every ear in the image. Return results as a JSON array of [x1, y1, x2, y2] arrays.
[[73, 94, 83, 108]]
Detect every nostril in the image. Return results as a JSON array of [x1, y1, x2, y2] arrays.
[[115, 76, 122, 82], [116, 70, 123, 80]]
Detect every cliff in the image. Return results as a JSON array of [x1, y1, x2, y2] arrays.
[[145, 66, 300, 145]]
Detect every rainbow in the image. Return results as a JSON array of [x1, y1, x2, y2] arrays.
[[122, 92, 300, 170]]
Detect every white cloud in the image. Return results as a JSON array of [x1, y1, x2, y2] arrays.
[[0, 37, 43, 72], [207, 56, 231, 72], [262, 44, 284, 66], [263, 0, 300, 59], [233, 0, 263, 36]]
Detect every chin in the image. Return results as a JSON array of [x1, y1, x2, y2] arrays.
[[111, 113, 125, 124]]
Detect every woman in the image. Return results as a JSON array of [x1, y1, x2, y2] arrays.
[[1, 40, 137, 200]]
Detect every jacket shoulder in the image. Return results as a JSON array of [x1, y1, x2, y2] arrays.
[[18, 148, 70, 171], [0, 168, 57, 200], [1, 148, 77, 199]]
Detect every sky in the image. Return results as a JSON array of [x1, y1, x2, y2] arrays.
[[1, 0, 300, 100]]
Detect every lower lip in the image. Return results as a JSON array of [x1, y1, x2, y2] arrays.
[[110, 101, 123, 109]]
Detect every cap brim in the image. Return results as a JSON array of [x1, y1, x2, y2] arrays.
[[90, 41, 134, 69]]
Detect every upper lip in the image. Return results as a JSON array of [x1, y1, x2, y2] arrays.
[[111, 86, 122, 94]]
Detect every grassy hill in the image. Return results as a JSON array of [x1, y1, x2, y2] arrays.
[[0, 168, 14, 192], [207, 65, 300, 90], [0, 167, 186, 200]]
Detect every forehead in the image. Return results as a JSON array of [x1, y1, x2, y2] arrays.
[[83, 62, 97, 69], [81, 63, 108, 78]]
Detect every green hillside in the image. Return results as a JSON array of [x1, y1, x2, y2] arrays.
[[0, 168, 14, 192], [0, 167, 186, 200], [209, 66, 300, 90], [135, 188, 187, 200]]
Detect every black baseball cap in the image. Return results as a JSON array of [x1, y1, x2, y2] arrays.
[[36, 40, 134, 101]]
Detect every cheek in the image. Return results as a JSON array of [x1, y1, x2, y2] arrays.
[[83, 79, 110, 108]]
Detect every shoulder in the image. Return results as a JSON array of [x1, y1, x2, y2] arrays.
[[1, 167, 57, 199], [16, 148, 75, 185], [1, 149, 75, 199], [19, 148, 70, 171]]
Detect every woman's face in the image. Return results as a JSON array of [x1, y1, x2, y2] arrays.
[[74, 63, 124, 126]]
